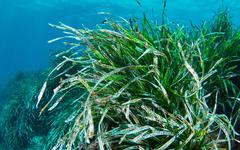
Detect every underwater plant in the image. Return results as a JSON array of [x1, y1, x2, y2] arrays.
[[0, 2, 239, 149], [0, 72, 49, 150], [34, 8, 240, 150]]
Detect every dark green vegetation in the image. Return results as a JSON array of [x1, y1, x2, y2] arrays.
[[0, 8, 240, 150], [0, 72, 48, 150]]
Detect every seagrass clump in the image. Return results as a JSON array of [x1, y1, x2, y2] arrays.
[[36, 10, 240, 149], [0, 72, 49, 149]]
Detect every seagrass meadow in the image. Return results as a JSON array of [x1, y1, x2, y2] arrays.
[[0, 4, 240, 150]]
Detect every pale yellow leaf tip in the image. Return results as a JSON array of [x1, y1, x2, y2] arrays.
[[36, 81, 47, 108]]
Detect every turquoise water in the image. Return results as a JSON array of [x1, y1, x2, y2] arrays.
[[0, 0, 239, 88]]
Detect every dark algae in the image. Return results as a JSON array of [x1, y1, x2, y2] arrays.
[[0, 2, 240, 150]]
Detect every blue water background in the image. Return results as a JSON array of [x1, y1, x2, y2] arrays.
[[0, 0, 239, 89]]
